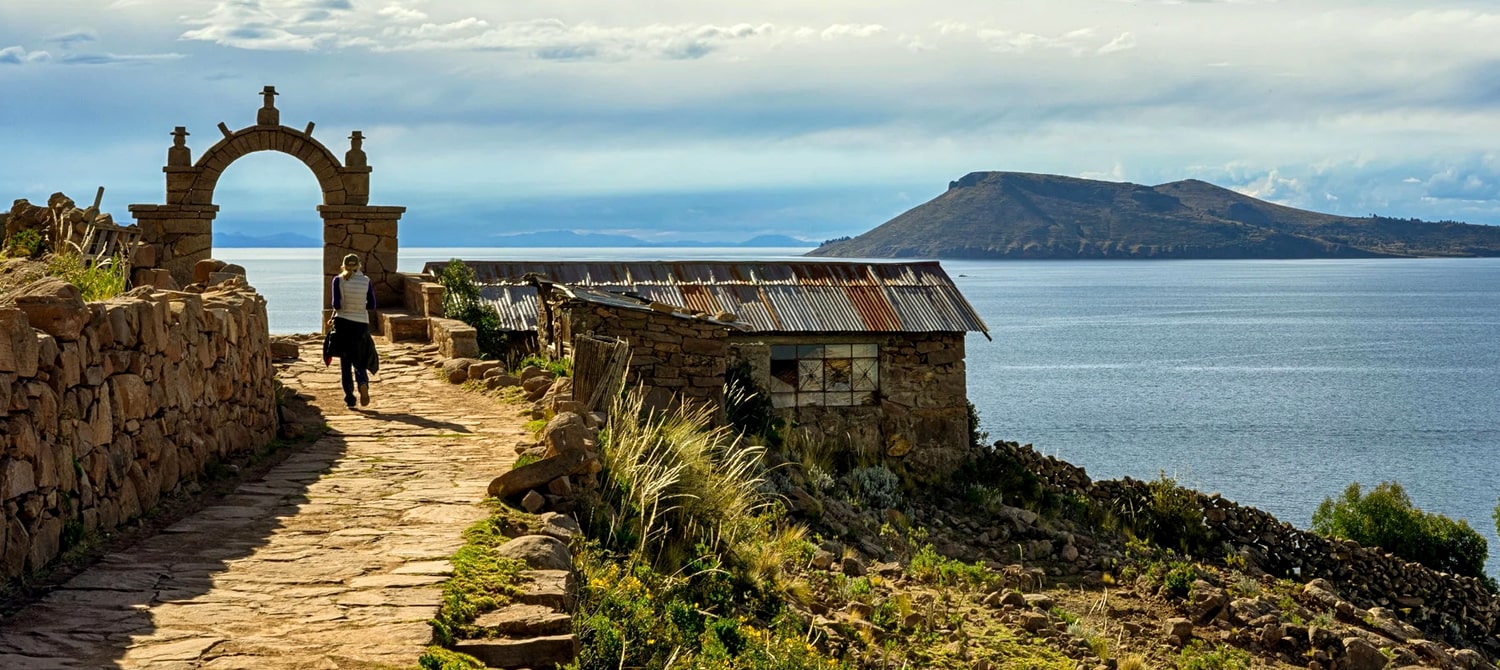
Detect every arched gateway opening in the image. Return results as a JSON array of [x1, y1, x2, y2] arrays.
[[129, 86, 406, 314]]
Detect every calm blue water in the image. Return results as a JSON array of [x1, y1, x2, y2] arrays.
[[219, 249, 1500, 574]]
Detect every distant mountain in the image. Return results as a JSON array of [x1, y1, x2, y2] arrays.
[[808, 172, 1500, 259], [489, 231, 814, 248], [215, 231, 321, 248]]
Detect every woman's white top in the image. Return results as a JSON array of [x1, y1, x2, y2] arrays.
[[332, 272, 374, 324]]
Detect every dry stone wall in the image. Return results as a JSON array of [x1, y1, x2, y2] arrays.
[[540, 293, 730, 420], [992, 441, 1500, 656], [0, 278, 276, 581]]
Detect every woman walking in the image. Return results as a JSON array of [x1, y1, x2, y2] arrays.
[[325, 253, 378, 409]]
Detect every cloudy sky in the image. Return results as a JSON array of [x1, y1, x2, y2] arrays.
[[2, 0, 1499, 245]]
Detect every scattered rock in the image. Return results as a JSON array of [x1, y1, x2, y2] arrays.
[[521, 490, 546, 513], [841, 555, 866, 577], [495, 535, 572, 571], [1341, 636, 1390, 670], [1164, 618, 1193, 641]]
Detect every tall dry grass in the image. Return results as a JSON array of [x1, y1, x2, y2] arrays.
[[594, 386, 773, 572]]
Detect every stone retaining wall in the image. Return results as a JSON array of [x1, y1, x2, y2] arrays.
[[992, 441, 1500, 655], [0, 279, 276, 581], [538, 289, 729, 420]]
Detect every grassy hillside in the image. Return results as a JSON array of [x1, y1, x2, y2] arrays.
[[810, 172, 1500, 259]]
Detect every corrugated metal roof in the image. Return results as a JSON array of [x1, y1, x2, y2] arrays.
[[426, 260, 989, 335]]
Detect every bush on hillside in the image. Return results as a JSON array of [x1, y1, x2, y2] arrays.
[[1312, 481, 1488, 581]]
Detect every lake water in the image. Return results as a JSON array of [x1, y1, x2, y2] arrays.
[[218, 248, 1500, 575]]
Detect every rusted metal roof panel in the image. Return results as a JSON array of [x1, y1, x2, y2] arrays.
[[430, 259, 988, 334]]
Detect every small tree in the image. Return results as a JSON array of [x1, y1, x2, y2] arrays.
[[436, 259, 511, 360], [1312, 481, 1488, 580]]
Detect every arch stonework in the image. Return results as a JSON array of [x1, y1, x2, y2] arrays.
[[129, 87, 406, 312]]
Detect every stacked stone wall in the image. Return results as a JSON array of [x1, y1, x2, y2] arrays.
[[731, 332, 969, 483], [543, 297, 728, 420], [992, 442, 1500, 654], [0, 280, 276, 581]]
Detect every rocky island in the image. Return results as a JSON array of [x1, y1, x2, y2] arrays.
[[810, 172, 1500, 260]]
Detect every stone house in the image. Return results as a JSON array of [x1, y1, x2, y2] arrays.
[[423, 260, 990, 480]]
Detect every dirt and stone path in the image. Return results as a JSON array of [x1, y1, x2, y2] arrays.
[[0, 336, 527, 669]]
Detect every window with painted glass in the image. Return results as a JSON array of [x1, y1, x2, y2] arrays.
[[769, 343, 878, 408]]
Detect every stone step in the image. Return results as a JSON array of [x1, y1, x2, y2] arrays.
[[451, 634, 578, 669], [515, 569, 575, 611], [474, 603, 573, 636], [379, 310, 430, 342]]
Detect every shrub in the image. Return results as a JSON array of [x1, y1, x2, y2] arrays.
[[436, 259, 518, 360], [46, 251, 128, 301], [1312, 481, 1488, 580], [1176, 640, 1251, 670], [844, 465, 902, 511], [3, 229, 44, 258]]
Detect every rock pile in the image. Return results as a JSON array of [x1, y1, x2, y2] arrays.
[[992, 440, 1500, 657], [0, 261, 276, 580]]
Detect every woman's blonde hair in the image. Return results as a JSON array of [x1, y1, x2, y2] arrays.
[[340, 253, 361, 280]]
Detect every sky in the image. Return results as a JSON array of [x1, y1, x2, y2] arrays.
[[3, 0, 1500, 245]]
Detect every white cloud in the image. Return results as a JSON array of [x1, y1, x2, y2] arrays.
[[377, 4, 428, 23], [820, 24, 885, 40], [1098, 32, 1136, 54], [975, 26, 1103, 55], [0, 46, 52, 64]]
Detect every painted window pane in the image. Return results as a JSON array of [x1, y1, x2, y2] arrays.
[[825, 358, 852, 391], [798, 359, 823, 391], [852, 358, 878, 391], [766, 343, 879, 408], [770, 358, 798, 391]]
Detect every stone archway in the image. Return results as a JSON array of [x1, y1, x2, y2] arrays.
[[129, 86, 406, 311]]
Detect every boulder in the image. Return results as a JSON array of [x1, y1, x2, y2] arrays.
[[9, 277, 87, 341], [1341, 637, 1389, 670], [521, 490, 546, 513], [193, 258, 226, 284], [1164, 618, 1193, 641], [535, 512, 582, 542], [540, 412, 590, 459], [495, 535, 572, 571], [441, 357, 478, 384], [488, 453, 589, 499]]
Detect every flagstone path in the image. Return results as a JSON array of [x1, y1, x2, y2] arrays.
[[0, 336, 528, 669]]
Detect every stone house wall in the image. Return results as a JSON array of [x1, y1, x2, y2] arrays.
[[0, 281, 276, 581], [729, 331, 969, 483], [538, 291, 730, 420]]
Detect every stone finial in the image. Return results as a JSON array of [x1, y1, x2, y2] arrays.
[[346, 130, 367, 167], [168, 126, 192, 167], [257, 85, 280, 126]]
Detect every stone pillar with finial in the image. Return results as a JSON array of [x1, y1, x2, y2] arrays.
[[164, 126, 204, 205], [338, 130, 372, 205], [256, 85, 280, 126]]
